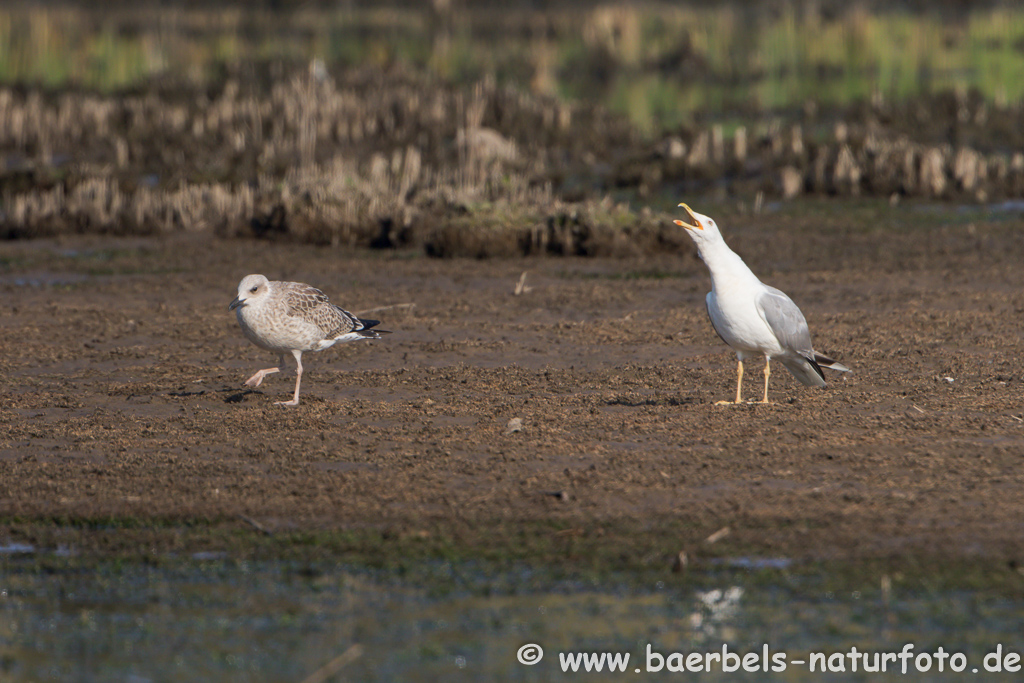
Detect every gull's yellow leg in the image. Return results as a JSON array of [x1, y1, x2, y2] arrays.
[[761, 356, 771, 404], [716, 359, 744, 405], [736, 359, 744, 404]]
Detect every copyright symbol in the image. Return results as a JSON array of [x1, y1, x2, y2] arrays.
[[517, 643, 544, 665]]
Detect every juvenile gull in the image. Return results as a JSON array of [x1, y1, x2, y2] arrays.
[[229, 274, 385, 406], [674, 203, 849, 404]]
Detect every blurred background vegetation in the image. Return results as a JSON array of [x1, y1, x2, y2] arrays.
[[3, 2, 1024, 249], [2, 1, 1023, 136]]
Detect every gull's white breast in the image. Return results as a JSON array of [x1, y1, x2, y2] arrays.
[[706, 276, 783, 359]]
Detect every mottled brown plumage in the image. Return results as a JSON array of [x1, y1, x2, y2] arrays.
[[281, 283, 365, 341]]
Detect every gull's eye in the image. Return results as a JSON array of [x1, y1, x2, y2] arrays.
[[250, 286, 258, 293]]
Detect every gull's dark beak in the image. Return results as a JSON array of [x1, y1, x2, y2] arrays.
[[673, 202, 702, 231], [228, 297, 244, 311]]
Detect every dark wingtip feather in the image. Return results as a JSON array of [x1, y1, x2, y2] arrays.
[[356, 318, 393, 336], [813, 352, 850, 373], [808, 358, 825, 384]]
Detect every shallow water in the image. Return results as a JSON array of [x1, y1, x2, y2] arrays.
[[3, 558, 1023, 682]]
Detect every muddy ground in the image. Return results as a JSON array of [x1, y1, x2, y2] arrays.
[[2, 201, 1024, 574]]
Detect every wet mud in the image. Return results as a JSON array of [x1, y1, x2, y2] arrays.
[[2, 204, 1023, 567]]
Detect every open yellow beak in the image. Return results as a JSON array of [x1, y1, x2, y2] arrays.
[[673, 202, 702, 230]]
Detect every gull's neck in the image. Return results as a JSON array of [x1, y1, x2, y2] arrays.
[[695, 237, 762, 291]]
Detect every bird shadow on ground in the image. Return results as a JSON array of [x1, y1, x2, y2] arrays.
[[166, 386, 254, 403], [604, 396, 699, 407], [224, 389, 258, 403], [167, 389, 208, 398]]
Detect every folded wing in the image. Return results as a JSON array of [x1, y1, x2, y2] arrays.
[[284, 284, 380, 341], [757, 286, 826, 387]]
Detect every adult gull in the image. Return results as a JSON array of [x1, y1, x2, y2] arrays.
[[674, 203, 848, 404]]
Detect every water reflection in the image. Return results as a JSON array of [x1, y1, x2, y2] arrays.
[[2, 559, 1023, 682]]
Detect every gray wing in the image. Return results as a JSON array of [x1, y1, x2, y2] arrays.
[[757, 286, 814, 357], [283, 284, 361, 338]]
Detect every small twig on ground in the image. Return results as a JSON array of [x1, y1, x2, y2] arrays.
[[704, 526, 730, 544], [672, 551, 688, 573], [240, 515, 273, 535], [513, 271, 532, 295], [300, 644, 364, 683]]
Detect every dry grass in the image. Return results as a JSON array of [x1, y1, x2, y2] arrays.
[[2, 62, 1023, 254], [0, 63, 685, 256]]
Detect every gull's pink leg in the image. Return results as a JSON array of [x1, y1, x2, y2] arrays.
[[244, 354, 284, 388], [275, 350, 303, 407]]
